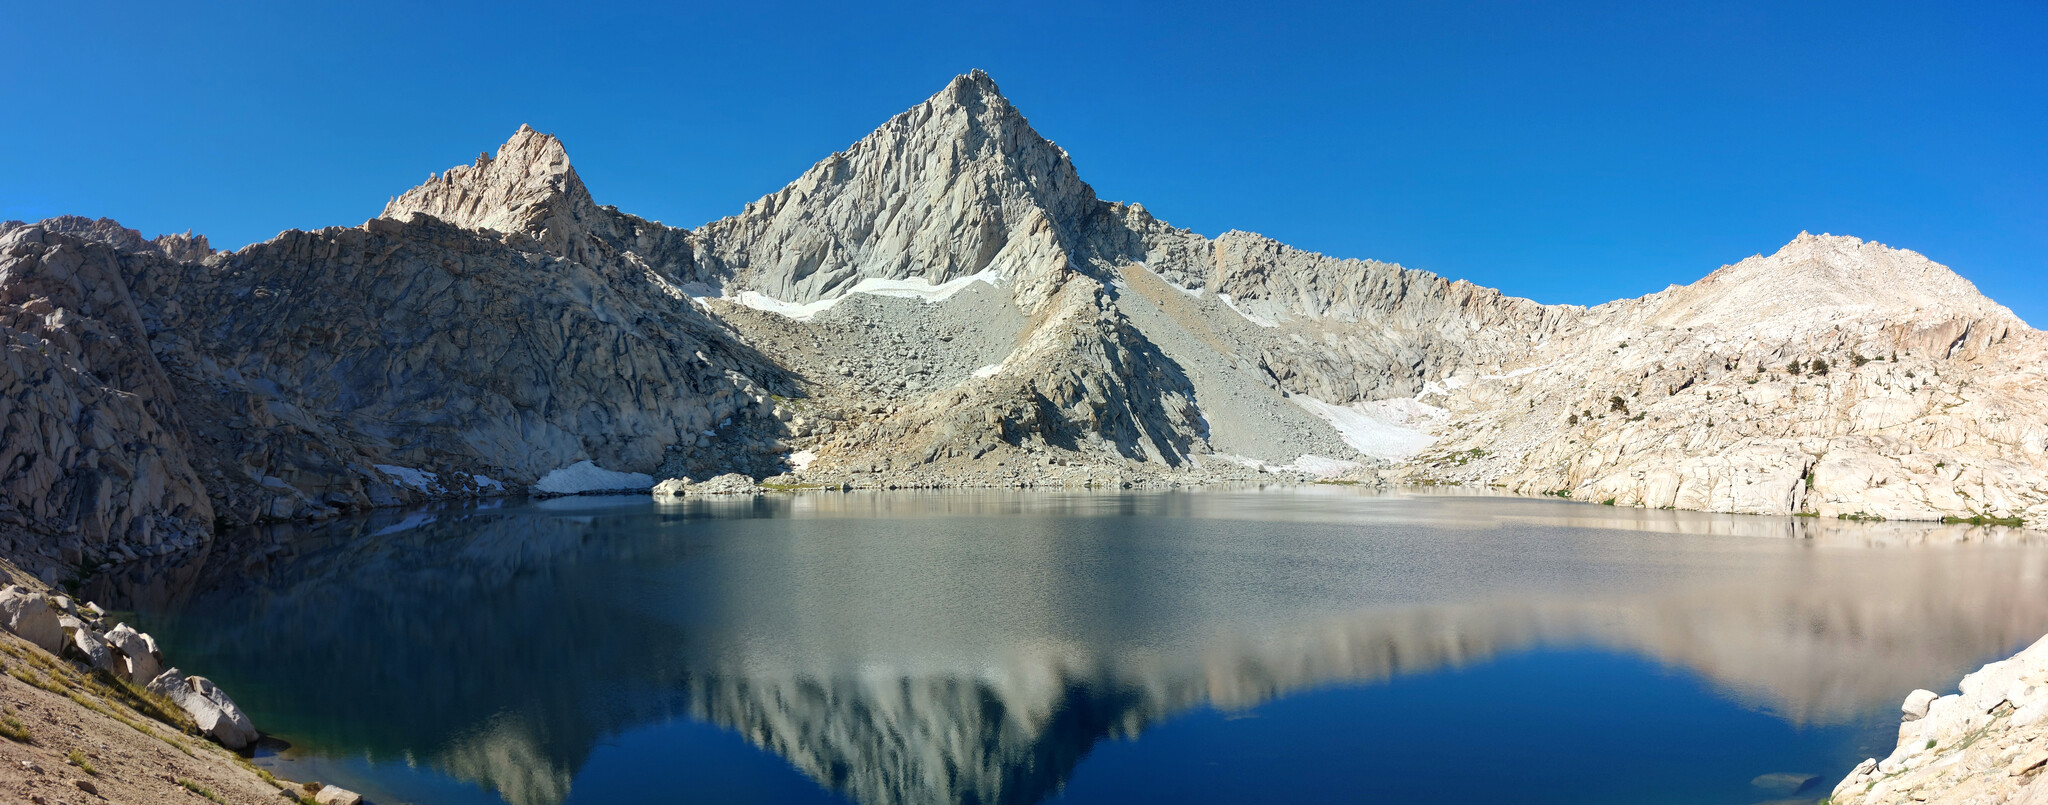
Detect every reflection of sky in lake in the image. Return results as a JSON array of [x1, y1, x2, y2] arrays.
[[99, 489, 2048, 805]]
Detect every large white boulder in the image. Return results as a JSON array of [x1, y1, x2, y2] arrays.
[[0, 586, 64, 653], [1901, 688, 1938, 721], [102, 623, 161, 686], [147, 668, 258, 749], [62, 620, 120, 674], [652, 477, 691, 499], [313, 785, 364, 805]]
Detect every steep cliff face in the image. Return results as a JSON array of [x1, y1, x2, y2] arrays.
[[0, 225, 214, 567], [2, 70, 2042, 572]]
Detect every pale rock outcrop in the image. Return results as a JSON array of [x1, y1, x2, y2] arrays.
[[651, 477, 691, 498], [103, 622, 161, 685], [147, 668, 258, 749], [1402, 234, 2048, 523], [1830, 634, 2048, 803], [63, 616, 119, 673], [0, 585, 64, 653]]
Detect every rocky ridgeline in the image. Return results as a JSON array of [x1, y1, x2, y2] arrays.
[[1830, 634, 2048, 804], [2, 68, 2043, 576]]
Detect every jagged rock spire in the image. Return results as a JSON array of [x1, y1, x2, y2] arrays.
[[382, 124, 616, 252]]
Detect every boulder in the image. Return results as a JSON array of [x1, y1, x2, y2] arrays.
[[102, 623, 161, 685], [313, 785, 364, 805], [147, 668, 258, 749], [651, 477, 691, 499], [64, 623, 119, 674], [0, 587, 64, 653], [1902, 688, 1938, 721]]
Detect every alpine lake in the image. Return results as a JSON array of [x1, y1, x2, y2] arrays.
[[87, 487, 2048, 805]]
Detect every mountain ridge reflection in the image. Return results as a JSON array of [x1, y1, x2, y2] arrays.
[[96, 490, 2048, 805]]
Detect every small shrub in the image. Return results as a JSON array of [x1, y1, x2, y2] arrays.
[[1609, 395, 1628, 414], [1811, 358, 1829, 375], [1926, 739, 1937, 749], [1852, 354, 1870, 367], [1566, 413, 1579, 426], [0, 715, 29, 743], [68, 748, 96, 776], [1601, 498, 1617, 506], [178, 778, 226, 803]]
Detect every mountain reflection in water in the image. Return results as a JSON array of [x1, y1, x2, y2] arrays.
[[91, 489, 2048, 805]]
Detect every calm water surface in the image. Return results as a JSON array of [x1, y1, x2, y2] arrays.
[[94, 488, 2048, 805]]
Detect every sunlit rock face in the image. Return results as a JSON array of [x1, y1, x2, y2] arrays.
[[4, 69, 2045, 571], [101, 493, 2048, 805]]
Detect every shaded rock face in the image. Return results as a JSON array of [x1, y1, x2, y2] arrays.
[[0, 226, 215, 565], [3, 69, 2045, 572]]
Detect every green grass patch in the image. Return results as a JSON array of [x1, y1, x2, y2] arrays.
[[1943, 515, 2026, 527], [68, 748, 97, 775], [178, 778, 226, 803], [0, 714, 29, 743]]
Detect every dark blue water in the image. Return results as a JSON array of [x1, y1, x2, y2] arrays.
[[95, 489, 2048, 805]]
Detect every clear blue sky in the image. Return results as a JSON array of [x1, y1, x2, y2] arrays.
[[4, 1, 2043, 322]]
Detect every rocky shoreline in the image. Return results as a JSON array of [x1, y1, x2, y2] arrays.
[[0, 565, 368, 804], [1831, 634, 2048, 804]]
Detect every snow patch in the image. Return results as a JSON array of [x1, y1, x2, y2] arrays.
[[972, 363, 1005, 379], [1215, 293, 1279, 328], [375, 464, 442, 492], [1289, 395, 1441, 462], [533, 460, 655, 495], [727, 271, 1001, 322], [1160, 276, 1205, 298], [788, 449, 818, 471], [472, 475, 506, 492]]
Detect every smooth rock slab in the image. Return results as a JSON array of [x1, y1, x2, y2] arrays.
[[147, 668, 258, 749]]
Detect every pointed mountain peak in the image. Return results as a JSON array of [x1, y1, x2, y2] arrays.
[[876, 70, 1073, 167], [381, 125, 612, 249], [698, 71, 1101, 305]]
